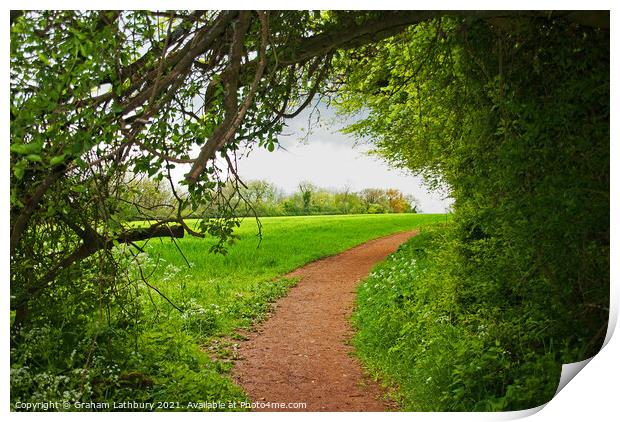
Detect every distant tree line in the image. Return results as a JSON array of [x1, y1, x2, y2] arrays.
[[121, 177, 419, 220]]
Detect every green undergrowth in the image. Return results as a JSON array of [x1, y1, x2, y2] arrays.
[[353, 223, 575, 411], [11, 213, 444, 410]]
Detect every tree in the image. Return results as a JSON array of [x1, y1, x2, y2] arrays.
[[298, 181, 316, 213], [359, 188, 388, 212], [335, 14, 609, 409], [335, 183, 353, 214], [121, 174, 176, 220], [10, 10, 609, 409], [238, 180, 284, 216], [386, 188, 412, 213], [8, 10, 401, 328]]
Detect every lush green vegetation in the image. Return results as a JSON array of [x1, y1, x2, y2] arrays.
[[9, 11, 438, 410], [10, 214, 442, 409], [144, 214, 442, 335], [355, 226, 560, 410], [11, 10, 608, 412], [343, 16, 609, 411]]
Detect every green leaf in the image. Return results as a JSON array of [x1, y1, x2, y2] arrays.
[[78, 42, 88, 58], [12, 163, 25, 180], [71, 141, 84, 154], [37, 52, 50, 66], [26, 154, 42, 162], [11, 142, 42, 155], [50, 154, 66, 166], [111, 103, 124, 113]]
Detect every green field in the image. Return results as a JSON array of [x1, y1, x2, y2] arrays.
[[34, 214, 446, 403], [143, 214, 445, 336]]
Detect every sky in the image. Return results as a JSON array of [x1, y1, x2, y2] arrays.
[[233, 104, 454, 214]]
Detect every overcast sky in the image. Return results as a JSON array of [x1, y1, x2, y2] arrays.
[[171, 103, 454, 213], [234, 105, 453, 214]]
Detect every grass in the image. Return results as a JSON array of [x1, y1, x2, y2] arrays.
[[129, 213, 445, 406], [142, 214, 444, 335], [353, 227, 447, 410]]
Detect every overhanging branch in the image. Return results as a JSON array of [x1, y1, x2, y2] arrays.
[[22, 224, 186, 307]]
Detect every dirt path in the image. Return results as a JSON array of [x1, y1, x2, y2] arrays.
[[232, 231, 417, 412]]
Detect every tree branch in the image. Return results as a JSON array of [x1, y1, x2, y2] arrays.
[[21, 224, 185, 307], [186, 11, 269, 184], [10, 166, 65, 255]]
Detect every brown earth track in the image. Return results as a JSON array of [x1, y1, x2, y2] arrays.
[[232, 230, 417, 412]]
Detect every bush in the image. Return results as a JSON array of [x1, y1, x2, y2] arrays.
[[353, 225, 566, 411], [343, 16, 608, 411]]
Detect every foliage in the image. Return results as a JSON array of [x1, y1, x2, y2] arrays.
[[10, 10, 444, 408], [11, 9, 608, 411], [10, 321, 247, 411], [120, 175, 177, 220], [10, 14, 449, 372], [10, 9, 382, 332], [341, 16, 609, 410], [355, 226, 561, 410]]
